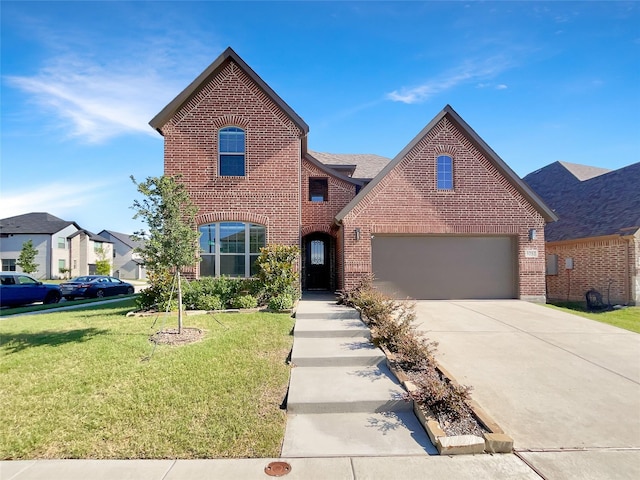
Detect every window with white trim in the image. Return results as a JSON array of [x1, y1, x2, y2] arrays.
[[58, 236, 66, 249], [437, 155, 453, 190], [199, 222, 266, 277], [219, 127, 246, 176], [2, 259, 16, 271]]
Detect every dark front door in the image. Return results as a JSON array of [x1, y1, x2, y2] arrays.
[[305, 234, 330, 290]]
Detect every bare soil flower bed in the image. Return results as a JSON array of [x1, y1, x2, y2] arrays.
[[150, 327, 204, 346]]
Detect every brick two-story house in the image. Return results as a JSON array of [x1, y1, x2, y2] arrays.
[[149, 47, 556, 301]]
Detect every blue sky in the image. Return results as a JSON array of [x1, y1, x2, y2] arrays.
[[2, 1, 639, 235]]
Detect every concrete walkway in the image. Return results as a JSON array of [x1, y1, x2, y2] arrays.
[[282, 293, 434, 457], [414, 300, 640, 479]]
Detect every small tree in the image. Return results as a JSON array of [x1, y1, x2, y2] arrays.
[[95, 247, 111, 275], [17, 240, 39, 274], [130, 175, 200, 333]]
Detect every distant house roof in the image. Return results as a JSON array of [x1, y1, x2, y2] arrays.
[[524, 161, 640, 241], [68, 229, 112, 243], [149, 47, 309, 140], [98, 230, 145, 249], [0, 212, 80, 235], [557, 161, 611, 181], [336, 105, 558, 224], [308, 151, 391, 181]]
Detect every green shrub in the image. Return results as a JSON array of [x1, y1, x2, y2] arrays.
[[231, 294, 258, 309], [136, 269, 176, 311], [197, 294, 224, 311], [256, 245, 300, 299], [268, 294, 294, 311]]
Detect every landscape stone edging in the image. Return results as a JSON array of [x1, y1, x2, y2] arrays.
[[377, 337, 514, 455]]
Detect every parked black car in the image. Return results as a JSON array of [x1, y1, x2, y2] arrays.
[[0, 273, 61, 307], [60, 276, 135, 300]]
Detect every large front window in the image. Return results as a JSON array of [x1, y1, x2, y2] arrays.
[[199, 222, 265, 277], [219, 127, 246, 176]]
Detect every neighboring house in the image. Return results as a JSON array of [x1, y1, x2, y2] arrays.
[[0, 212, 113, 279], [98, 230, 147, 280], [524, 161, 640, 305], [148, 47, 557, 301]]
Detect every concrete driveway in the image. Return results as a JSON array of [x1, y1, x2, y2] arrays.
[[414, 300, 640, 479]]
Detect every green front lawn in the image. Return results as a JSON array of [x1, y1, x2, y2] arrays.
[[0, 299, 295, 459], [547, 303, 640, 333]]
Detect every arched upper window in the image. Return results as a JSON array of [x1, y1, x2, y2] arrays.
[[437, 155, 453, 190], [199, 222, 265, 277], [219, 127, 246, 176]]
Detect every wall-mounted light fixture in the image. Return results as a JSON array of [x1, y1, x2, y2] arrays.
[[354, 228, 361, 241], [528, 228, 537, 241]]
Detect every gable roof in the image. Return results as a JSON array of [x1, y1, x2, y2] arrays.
[[68, 229, 112, 243], [558, 161, 611, 181], [304, 153, 365, 187], [335, 105, 558, 223], [149, 47, 309, 139], [524, 161, 640, 241], [0, 212, 80, 235], [308, 150, 391, 181], [98, 230, 145, 249]]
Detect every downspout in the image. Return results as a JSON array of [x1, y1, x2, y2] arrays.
[[624, 235, 631, 305]]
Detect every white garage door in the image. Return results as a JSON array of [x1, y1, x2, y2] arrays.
[[372, 235, 517, 300]]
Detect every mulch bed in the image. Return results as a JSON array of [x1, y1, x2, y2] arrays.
[[149, 327, 204, 346]]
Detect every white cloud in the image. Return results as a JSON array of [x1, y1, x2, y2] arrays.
[[387, 56, 512, 104], [495, 84, 508, 90], [0, 181, 109, 219], [5, 58, 179, 143]]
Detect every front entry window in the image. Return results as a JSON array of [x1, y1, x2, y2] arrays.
[[199, 222, 265, 277], [310, 240, 325, 265]]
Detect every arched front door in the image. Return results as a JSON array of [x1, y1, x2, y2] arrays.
[[303, 233, 332, 290]]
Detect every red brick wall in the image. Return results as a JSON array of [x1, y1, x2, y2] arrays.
[[301, 159, 356, 290], [341, 116, 547, 300], [546, 234, 638, 305], [161, 59, 304, 277], [301, 159, 356, 234]]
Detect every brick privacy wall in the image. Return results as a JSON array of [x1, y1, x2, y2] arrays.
[[546, 234, 638, 305], [161, 59, 304, 277], [341, 116, 547, 299]]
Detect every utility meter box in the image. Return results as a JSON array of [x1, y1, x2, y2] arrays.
[[565, 257, 574, 270]]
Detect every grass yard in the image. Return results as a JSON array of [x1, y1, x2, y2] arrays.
[[0, 299, 295, 459], [546, 303, 640, 333]]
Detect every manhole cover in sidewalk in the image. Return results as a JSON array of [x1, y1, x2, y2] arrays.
[[264, 461, 292, 477]]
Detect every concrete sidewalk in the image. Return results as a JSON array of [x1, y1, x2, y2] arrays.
[[1, 455, 541, 480], [282, 294, 434, 457]]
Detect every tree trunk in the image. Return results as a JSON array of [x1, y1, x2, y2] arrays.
[[177, 270, 183, 334]]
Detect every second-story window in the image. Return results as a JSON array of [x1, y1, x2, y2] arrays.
[[309, 178, 328, 202], [437, 155, 453, 190], [219, 126, 246, 176]]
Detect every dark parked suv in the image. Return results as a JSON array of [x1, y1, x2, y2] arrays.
[[0, 273, 61, 307]]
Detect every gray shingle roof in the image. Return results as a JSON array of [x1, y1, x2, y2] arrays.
[[307, 150, 391, 180], [0, 212, 79, 235], [98, 230, 145, 249], [524, 161, 640, 241], [68, 229, 112, 243], [558, 161, 611, 181]]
